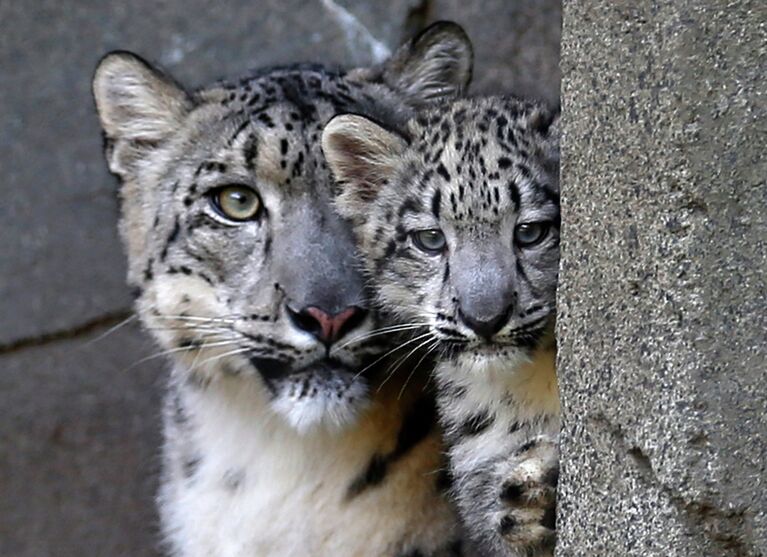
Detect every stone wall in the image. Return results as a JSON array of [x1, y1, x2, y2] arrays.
[[0, 2, 560, 555], [557, 1, 766, 555]]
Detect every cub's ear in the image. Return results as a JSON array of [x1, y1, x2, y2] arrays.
[[352, 21, 473, 106], [92, 51, 191, 173], [322, 114, 407, 218], [531, 108, 560, 173], [529, 106, 560, 140], [547, 112, 561, 145]]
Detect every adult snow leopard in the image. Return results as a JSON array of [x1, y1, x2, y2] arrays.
[[323, 96, 560, 556], [93, 23, 474, 556]]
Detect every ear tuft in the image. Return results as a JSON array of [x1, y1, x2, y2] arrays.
[[529, 107, 559, 137], [534, 110, 560, 173], [92, 51, 190, 143], [382, 21, 473, 105], [322, 114, 407, 217]]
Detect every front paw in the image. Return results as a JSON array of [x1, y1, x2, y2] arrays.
[[496, 436, 558, 553]]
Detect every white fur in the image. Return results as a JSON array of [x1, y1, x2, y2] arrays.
[[160, 365, 457, 557], [270, 377, 369, 434]]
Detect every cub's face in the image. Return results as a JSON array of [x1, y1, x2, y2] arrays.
[[93, 23, 472, 432], [323, 97, 560, 373]]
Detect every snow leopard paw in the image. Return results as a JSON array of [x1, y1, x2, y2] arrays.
[[495, 435, 559, 555]]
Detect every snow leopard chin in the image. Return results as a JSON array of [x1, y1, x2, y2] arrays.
[[253, 357, 372, 434], [453, 345, 533, 377]]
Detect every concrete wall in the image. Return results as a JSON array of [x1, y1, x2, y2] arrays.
[[557, 1, 766, 555], [0, 2, 560, 555]]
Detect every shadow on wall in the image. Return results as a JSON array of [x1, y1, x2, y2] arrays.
[[0, 1, 561, 555]]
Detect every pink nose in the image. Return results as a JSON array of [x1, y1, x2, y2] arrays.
[[288, 305, 365, 344]]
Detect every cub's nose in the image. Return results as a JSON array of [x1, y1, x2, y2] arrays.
[[286, 304, 366, 345], [458, 307, 511, 340]]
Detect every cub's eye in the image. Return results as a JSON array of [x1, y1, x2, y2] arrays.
[[211, 185, 261, 221], [515, 222, 550, 247], [411, 229, 447, 254]]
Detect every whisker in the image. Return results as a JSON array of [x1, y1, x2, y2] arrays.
[[353, 332, 434, 381], [121, 336, 238, 372], [336, 323, 426, 350], [85, 313, 138, 346], [192, 346, 252, 370], [188, 338, 206, 370], [155, 314, 240, 324], [187, 332, 243, 369], [412, 338, 441, 379], [397, 337, 440, 400], [143, 325, 233, 333], [378, 333, 435, 394], [389, 303, 442, 318], [382, 332, 434, 381]]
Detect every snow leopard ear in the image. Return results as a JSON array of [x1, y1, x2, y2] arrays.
[[350, 21, 473, 106], [322, 114, 407, 218], [531, 109, 560, 174], [93, 51, 191, 175]]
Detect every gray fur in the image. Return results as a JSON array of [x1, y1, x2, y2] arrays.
[[324, 96, 561, 556]]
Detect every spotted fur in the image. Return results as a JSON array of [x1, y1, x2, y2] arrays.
[[93, 23, 475, 556], [323, 97, 561, 556]]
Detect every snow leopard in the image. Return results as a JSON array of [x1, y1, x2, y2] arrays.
[[322, 95, 561, 556], [93, 22, 475, 556]]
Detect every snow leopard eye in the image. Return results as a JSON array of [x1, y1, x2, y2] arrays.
[[515, 222, 550, 247], [211, 185, 262, 221], [411, 229, 447, 254]]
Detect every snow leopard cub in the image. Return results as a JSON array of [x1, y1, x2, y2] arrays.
[[323, 96, 561, 556]]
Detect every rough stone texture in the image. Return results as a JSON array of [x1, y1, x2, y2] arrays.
[[557, 1, 766, 555], [0, 1, 562, 555]]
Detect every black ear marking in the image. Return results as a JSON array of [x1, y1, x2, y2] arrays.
[[529, 106, 561, 140], [380, 21, 473, 105], [529, 109, 555, 135]]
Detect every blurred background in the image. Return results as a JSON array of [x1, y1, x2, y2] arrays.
[[0, 1, 560, 555]]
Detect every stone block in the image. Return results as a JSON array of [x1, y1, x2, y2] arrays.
[[558, 1, 767, 554]]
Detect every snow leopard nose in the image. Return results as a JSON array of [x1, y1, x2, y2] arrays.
[[287, 305, 366, 345], [458, 306, 512, 340]]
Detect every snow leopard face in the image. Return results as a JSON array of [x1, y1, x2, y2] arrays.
[[324, 96, 560, 375], [93, 23, 472, 431]]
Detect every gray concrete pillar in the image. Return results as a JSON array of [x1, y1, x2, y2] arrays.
[[557, 1, 766, 555]]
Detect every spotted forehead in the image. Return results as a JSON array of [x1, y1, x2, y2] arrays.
[[188, 68, 388, 190], [206, 65, 363, 112], [405, 101, 556, 223], [205, 64, 405, 173]]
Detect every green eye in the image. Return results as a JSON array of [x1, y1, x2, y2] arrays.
[[212, 185, 261, 221], [515, 222, 550, 247], [411, 229, 447, 254]]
